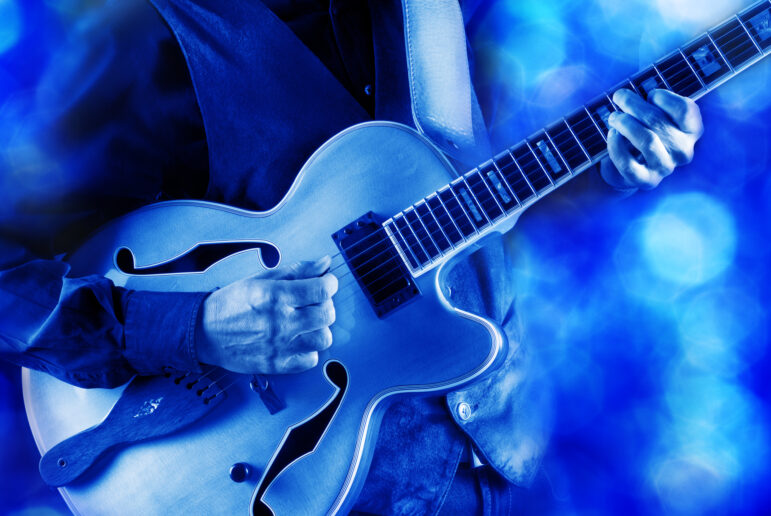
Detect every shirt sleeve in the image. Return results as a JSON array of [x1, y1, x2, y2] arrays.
[[0, 241, 206, 389], [0, 2, 210, 389]]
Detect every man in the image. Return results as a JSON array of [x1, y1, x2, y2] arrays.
[[0, 0, 702, 513]]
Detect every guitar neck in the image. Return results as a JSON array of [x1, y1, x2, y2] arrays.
[[384, 0, 771, 277]]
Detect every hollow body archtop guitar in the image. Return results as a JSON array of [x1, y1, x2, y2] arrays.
[[22, 2, 771, 514]]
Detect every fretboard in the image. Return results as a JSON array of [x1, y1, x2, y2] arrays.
[[385, 0, 771, 275]]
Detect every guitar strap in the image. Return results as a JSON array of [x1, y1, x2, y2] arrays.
[[400, 0, 492, 166]]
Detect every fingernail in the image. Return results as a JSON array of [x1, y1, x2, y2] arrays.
[[608, 128, 617, 138]]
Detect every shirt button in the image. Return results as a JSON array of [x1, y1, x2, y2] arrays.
[[456, 402, 472, 421], [364, 84, 373, 96]]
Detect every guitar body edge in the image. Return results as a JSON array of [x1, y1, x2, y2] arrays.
[[22, 121, 509, 516]]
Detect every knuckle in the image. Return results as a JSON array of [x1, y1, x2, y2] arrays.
[[323, 300, 336, 325]]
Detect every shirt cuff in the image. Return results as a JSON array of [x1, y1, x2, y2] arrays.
[[123, 290, 208, 375]]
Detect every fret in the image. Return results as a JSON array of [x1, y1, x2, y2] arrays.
[[438, 187, 476, 238], [451, 178, 490, 230], [586, 95, 616, 136], [553, 119, 591, 166], [678, 49, 707, 89], [736, 15, 764, 54], [384, 220, 419, 270], [465, 170, 505, 221], [657, 51, 703, 97], [740, 2, 771, 51], [428, 194, 464, 245], [652, 64, 672, 89], [415, 201, 451, 252], [512, 143, 552, 192], [490, 159, 520, 206], [481, 162, 519, 211], [609, 79, 639, 98], [530, 131, 570, 181], [404, 208, 440, 260], [496, 151, 535, 203], [710, 17, 761, 69], [631, 66, 668, 99], [392, 215, 425, 268], [683, 36, 732, 86], [706, 32, 735, 72], [566, 109, 606, 158]]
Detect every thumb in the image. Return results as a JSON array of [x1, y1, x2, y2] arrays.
[[261, 256, 331, 280]]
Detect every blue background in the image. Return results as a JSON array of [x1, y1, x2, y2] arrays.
[[1, 0, 770, 514]]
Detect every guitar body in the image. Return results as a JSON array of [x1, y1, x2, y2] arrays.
[[22, 122, 507, 515]]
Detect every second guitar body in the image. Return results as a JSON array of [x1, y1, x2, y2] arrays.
[[22, 122, 507, 515]]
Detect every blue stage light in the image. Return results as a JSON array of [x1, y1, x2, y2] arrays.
[[0, 0, 21, 55]]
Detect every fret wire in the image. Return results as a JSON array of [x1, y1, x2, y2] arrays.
[[562, 117, 592, 161], [712, 23, 759, 58], [448, 185, 481, 235], [604, 92, 619, 112], [651, 63, 672, 89], [414, 204, 446, 255], [423, 199, 455, 250], [491, 159, 522, 204], [390, 220, 421, 269], [734, 15, 764, 55], [718, 21, 761, 52], [435, 191, 467, 243], [460, 176, 493, 225], [474, 169, 507, 215], [547, 123, 602, 167], [707, 32, 736, 72], [508, 149, 538, 196], [553, 115, 608, 145], [625, 79, 641, 95], [677, 48, 707, 88], [409, 206, 442, 258], [438, 189, 475, 232], [584, 106, 608, 142], [401, 212, 433, 265], [544, 129, 573, 175], [525, 140, 555, 186]]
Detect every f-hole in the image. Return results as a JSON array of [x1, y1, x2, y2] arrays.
[[251, 361, 349, 516], [115, 241, 280, 275]]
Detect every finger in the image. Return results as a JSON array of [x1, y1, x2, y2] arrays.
[[648, 89, 703, 136], [288, 327, 333, 353], [259, 256, 332, 280], [606, 129, 662, 190], [612, 88, 673, 137], [279, 272, 338, 307], [275, 352, 319, 374], [290, 300, 336, 334], [608, 112, 674, 174], [604, 130, 641, 190]]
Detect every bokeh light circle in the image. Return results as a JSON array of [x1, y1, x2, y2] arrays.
[[639, 193, 736, 286]]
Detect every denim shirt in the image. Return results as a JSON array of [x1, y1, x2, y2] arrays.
[[0, 1, 550, 513]]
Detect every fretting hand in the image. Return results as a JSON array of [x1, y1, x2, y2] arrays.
[[601, 88, 703, 191], [195, 256, 338, 375]]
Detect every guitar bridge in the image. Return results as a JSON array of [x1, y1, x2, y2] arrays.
[[332, 212, 420, 318]]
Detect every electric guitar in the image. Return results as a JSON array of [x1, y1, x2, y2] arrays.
[[22, 2, 771, 514]]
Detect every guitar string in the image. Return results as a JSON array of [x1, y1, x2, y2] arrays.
[[321, 37, 736, 275], [275, 25, 756, 299], [183, 19, 765, 398]]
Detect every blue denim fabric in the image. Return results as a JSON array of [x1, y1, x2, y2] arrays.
[[0, 1, 553, 512]]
